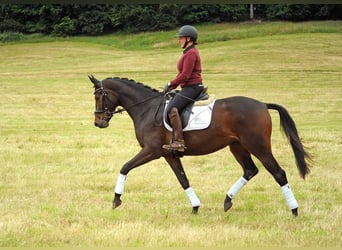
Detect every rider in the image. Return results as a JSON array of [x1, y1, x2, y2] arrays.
[[162, 25, 204, 152]]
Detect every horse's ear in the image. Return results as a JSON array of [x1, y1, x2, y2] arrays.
[[88, 75, 99, 87]]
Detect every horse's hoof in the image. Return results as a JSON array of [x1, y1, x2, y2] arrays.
[[292, 207, 298, 217], [224, 196, 233, 212], [192, 206, 200, 214], [112, 199, 122, 209]]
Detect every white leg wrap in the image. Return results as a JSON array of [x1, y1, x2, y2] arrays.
[[114, 174, 126, 195], [227, 176, 248, 199], [281, 184, 298, 210], [185, 187, 201, 207]]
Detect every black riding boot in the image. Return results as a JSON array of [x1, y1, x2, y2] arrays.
[[163, 108, 186, 152]]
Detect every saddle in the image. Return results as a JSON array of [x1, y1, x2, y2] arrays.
[[164, 87, 216, 132]]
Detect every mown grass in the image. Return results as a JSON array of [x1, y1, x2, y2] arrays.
[[0, 21, 341, 247]]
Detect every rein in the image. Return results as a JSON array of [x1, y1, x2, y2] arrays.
[[114, 93, 164, 115], [95, 80, 164, 123]]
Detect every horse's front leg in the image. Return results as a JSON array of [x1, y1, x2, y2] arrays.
[[113, 147, 160, 209], [165, 156, 200, 214]]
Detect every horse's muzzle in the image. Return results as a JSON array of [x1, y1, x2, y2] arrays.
[[95, 119, 109, 128]]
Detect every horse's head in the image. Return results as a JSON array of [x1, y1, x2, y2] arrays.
[[89, 75, 119, 128]]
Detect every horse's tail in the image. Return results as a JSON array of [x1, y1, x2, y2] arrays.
[[267, 103, 311, 179]]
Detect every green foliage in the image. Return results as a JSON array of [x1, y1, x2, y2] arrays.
[[109, 4, 204, 32], [210, 4, 249, 22], [52, 16, 76, 36], [266, 4, 312, 21], [0, 19, 25, 33], [0, 4, 341, 37], [76, 5, 112, 35], [266, 4, 342, 21], [0, 32, 24, 42]]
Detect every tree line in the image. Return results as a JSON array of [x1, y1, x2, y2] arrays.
[[1, 4, 341, 36]]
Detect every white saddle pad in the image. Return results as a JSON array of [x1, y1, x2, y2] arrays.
[[163, 99, 216, 132]]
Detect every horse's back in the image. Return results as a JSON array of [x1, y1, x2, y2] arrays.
[[216, 96, 267, 114]]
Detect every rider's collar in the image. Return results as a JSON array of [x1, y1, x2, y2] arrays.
[[183, 45, 195, 54]]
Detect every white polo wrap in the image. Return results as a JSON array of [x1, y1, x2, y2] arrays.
[[227, 176, 248, 199], [114, 173, 126, 195], [281, 184, 298, 210], [185, 187, 201, 207]]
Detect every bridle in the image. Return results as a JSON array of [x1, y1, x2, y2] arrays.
[[94, 80, 164, 123], [94, 80, 119, 122]]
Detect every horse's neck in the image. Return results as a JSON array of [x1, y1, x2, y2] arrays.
[[117, 86, 154, 109], [112, 81, 162, 122]]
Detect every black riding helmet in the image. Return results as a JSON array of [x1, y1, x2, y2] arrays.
[[177, 25, 198, 41], [177, 25, 198, 48]]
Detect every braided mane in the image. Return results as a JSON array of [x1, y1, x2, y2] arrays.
[[106, 77, 161, 93]]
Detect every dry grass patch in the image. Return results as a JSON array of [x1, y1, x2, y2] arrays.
[[0, 22, 341, 247]]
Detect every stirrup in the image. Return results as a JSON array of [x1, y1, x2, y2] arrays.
[[162, 140, 186, 152]]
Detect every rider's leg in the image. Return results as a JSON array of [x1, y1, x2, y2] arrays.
[[163, 84, 204, 152], [163, 107, 186, 152]]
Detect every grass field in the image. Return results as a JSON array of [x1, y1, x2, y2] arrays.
[[0, 21, 341, 247]]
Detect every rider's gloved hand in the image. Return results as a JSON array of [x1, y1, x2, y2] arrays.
[[163, 82, 171, 94]]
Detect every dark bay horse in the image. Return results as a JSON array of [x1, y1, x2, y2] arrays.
[[89, 75, 311, 216]]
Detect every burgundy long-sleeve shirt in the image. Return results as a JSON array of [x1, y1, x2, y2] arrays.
[[170, 45, 202, 89]]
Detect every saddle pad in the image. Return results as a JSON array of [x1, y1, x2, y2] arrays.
[[164, 99, 216, 132]]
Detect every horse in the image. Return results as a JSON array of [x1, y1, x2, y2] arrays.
[[88, 75, 311, 216]]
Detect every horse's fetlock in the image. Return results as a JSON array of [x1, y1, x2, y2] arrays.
[[275, 169, 288, 186], [245, 168, 259, 180]]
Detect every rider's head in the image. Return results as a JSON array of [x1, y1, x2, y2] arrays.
[[177, 25, 198, 49]]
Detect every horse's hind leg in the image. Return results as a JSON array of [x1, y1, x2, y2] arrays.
[[224, 142, 259, 212], [256, 152, 299, 216]]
